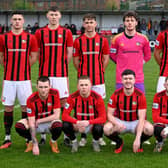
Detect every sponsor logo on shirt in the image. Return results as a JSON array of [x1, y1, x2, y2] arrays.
[[108, 99, 112, 105], [82, 51, 99, 55], [65, 103, 70, 109], [45, 43, 62, 46], [27, 108, 32, 114], [152, 103, 159, 109]]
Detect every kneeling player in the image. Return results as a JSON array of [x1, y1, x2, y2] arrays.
[[62, 76, 106, 152], [152, 77, 168, 152], [104, 69, 153, 153], [15, 76, 62, 155]]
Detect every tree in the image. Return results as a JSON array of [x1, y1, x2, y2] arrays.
[[12, 0, 34, 10]]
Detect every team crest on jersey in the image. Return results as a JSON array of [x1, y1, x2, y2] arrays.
[[27, 108, 32, 114], [22, 40, 26, 43], [96, 43, 99, 46], [136, 42, 140, 46], [152, 103, 159, 109], [58, 34, 62, 38], [89, 105, 93, 109], [108, 99, 112, 105], [47, 103, 52, 106], [65, 103, 70, 109], [120, 43, 124, 46], [132, 101, 137, 105]]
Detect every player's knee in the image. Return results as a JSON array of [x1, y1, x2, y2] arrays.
[[62, 121, 73, 133], [15, 122, 27, 136], [50, 121, 62, 135], [5, 106, 14, 112], [144, 122, 154, 135], [104, 123, 113, 136]]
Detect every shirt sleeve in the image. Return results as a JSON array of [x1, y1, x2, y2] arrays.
[[107, 93, 117, 109], [35, 29, 41, 48], [30, 35, 39, 52], [0, 35, 4, 52], [66, 29, 73, 47], [53, 91, 61, 109], [27, 98, 35, 117], [73, 38, 80, 57], [62, 97, 78, 124], [152, 94, 168, 124], [89, 97, 106, 124], [143, 36, 151, 62], [102, 37, 109, 55], [138, 94, 147, 110], [109, 37, 117, 63], [155, 32, 163, 50]]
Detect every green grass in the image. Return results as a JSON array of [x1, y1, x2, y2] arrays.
[[0, 54, 167, 168]]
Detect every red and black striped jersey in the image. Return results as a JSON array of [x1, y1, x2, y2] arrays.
[[0, 31, 38, 81], [152, 90, 168, 124], [108, 88, 147, 121], [155, 30, 168, 76], [73, 33, 109, 85], [27, 88, 61, 120], [62, 90, 106, 124], [35, 25, 73, 77]]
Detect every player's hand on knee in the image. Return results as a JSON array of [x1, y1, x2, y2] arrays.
[[32, 143, 40, 155]]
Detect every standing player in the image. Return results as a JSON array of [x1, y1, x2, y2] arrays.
[[104, 69, 153, 153], [0, 12, 38, 148], [154, 21, 168, 92], [73, 13, 109, 146], [35, 6, 73, 144], [110, 11, 151, 93], [152, 77, 168, 152], [62, 76, 106, 152], [15, 76, 62, 155]]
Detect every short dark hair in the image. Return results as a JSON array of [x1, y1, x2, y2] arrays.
[[11, 11, 24, 16], [48, 6, 60, 12], [121, 69, 136, 77], [37, 76, 50, 84], [78, 75, 91, 82], [123, 11, 138, 21], [83, 13, 96, 21]]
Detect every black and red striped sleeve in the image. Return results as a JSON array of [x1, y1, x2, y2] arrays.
[[62, 96, 77, 124]]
